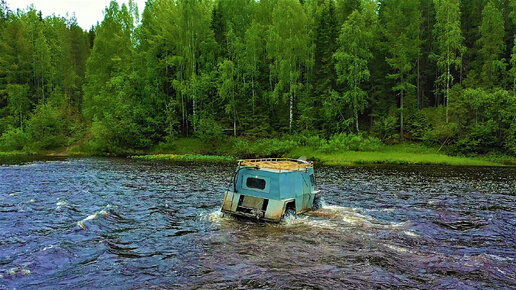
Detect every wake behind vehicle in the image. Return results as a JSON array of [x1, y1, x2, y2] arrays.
[[221, 158, 322, 222]]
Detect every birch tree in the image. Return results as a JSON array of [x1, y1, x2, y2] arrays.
[[478, 1, 506, 87], [267, 0, 309, 133], [333, 2, 376, 132], [433, 0, 465, 123]]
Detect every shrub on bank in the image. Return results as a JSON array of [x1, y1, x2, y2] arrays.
[[320, 133, 383, 152], [25, 103, 68, 150], [229, 138, 300, 157], [0, 103, 69, 152], [0, 127, 30, 151]]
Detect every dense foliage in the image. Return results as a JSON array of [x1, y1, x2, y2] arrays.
[[0, 0, 515, 156]]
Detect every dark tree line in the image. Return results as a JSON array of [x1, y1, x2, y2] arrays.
[[0, 0, 515, 155]]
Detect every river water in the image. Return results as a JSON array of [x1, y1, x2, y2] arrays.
[[0, 158, 515, 289]]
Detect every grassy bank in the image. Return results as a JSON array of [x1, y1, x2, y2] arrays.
[[3, 138, 515, 167], [131, 154, 236, 163], [288, 145, 506, 166], [0, 151, 30, 157], [131, 142, 514, 166]]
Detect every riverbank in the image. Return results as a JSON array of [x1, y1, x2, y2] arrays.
[[2, 140, 515, 167], [129, 149, 510, 167], [131, 154, 236, 163], [288, 146, 508, 166]]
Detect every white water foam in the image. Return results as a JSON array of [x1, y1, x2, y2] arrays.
[[77, 209, 109, 229]]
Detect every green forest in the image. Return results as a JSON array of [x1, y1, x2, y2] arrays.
[[1, 0, 515, 159]]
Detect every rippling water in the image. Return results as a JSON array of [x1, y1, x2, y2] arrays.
[[1, 158, 515, 288]]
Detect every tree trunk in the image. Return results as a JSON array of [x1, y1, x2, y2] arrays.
[[445, 7, 450, 124], [289, 56, 293, 133], [446, 64, 450, 123], [400, 76, 404, 141], [417, 30, 421, 109], [289, 92, 293, 133], [233, 109, 237, 137], [460, 52, 463, 85], [355, 108, 359, 133]]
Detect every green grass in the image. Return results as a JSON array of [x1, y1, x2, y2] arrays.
[[288, 144, 504, 166], [131, 154, 237, 163], [0, 151, 33, 157], [3, 139, 514, 167]]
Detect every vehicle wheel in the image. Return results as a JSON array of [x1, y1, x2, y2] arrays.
[[312, 195, 323, 210], [283, 205, 297, 220]]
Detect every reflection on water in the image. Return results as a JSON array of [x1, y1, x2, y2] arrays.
[[0, 158, 515, 288]]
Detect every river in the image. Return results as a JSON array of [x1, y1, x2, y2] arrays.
[[0, 157, 515, 288]]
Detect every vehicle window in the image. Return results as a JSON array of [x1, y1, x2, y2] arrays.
[[310, 174, 316, 186], [246, 177, 266, 190]]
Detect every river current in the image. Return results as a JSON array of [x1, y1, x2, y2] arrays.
[[0, 158, 515, 288]]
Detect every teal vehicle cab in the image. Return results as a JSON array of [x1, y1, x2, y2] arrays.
[[221, 158, 322, 222]]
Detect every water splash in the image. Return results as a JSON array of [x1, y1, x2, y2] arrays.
[[77, 209, 109, 229], [307, 205, 409, 229], [200, 209, 235, 225], [56, 200, 69, 210]]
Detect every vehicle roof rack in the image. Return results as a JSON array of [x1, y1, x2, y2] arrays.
[[237, 158, 313, 172]]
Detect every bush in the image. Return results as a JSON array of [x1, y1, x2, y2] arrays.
[[0, 127, 30, 151], [291, 132, 324, 148], [506, 124, 516, 155], [229, 138, 251, 156], [406, 110, 431, 140], [85, 113, 154, 153], [86, 120, 112, 153], [25, 103, 68, 150], [454, 120, 499, 154], [372, 113, 398, 141], [423, 122, 458, 145], [196, 117, 224, 145], [319, 133, 383, 152], [250, 139, 299, 157], [229, 138, 299, 157]]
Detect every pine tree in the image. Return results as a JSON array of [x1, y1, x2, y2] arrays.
[[460, 0, 486, 76], [211, 1, 226, 58], [313, 0, 339, 131], [314, 0, 338, 97], [381, 0, 422, 140]]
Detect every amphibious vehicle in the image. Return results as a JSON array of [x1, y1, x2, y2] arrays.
[[221, 158, 322, 222]]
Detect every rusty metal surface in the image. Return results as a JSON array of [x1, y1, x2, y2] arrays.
[[241, 195, 264, 209], [222, 192, 291, 222]]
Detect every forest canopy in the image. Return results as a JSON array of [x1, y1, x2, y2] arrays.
[[0, 0, 515, 156]]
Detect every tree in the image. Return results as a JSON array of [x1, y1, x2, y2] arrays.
[[333, 2, 377, 132], [267, 0, 310, 133], [6, 84, 30, 127], [218, 59, 237, 136], [381, 0, 422, 140], [82, 1, 146, 150], [335, 0, 361, 25], [0, 0, 8, 22], [478, 1, 506, 87], [433, 0, 465, 123], [509, 0, 516, 94], [314, 0, 338, 102]]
